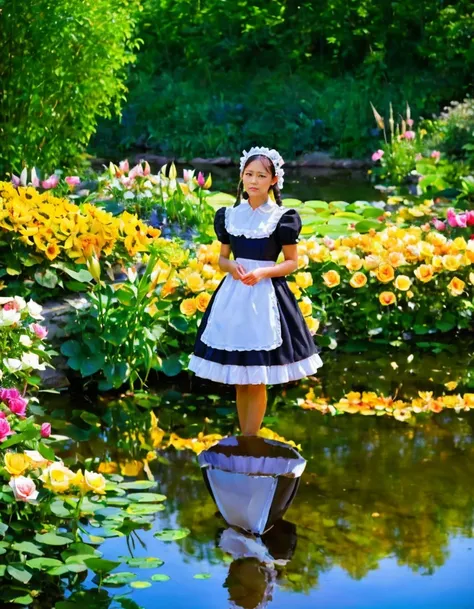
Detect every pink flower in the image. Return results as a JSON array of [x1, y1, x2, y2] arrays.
[[119, 160, 130, 173], [9, 396, 27, 418], [30, 323, 48, 339], [3, 300, 20, 312], [41, 174, 59, 189], [466, 210, 474, 226], [129, 164, 144, 179], [183, 169, 191, 182], [430, 150, 441, 161], [447, 208, 458, 228], [407, 118, 414, 127], [415, 153, 423, 161], [65, 176, 80, 187], [31, 168, 40, 188], [143, 161, 151, 176], [9, 476, 39, 503], [41, 423, 51, 438], [197, 172, 205, 187], [403, 130, 416, 140], [322, 236, 335, 250], [0, 388, 20, 401], [0, 419, 14, 442], [421, 222, 431, 231], [0, 411, 5, 419], [432, 218, 446, 231], [371, 149, 384, 162], [11, 174, 21, 186]]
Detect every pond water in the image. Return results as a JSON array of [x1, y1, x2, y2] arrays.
[[42, 337, 474, 608]]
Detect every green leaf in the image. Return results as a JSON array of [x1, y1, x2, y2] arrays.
[[122, 556, 164, 569], [61, 266, 93, 283], [80, 353, 106, 377], [60, 340, 83, 358], [130, 581, 152, 589], [11, 541, 44, 556], [84, 558, 121, 574], [7, 564, 33, 583], [354, 219, 383, 233], [151, 574, 170, 582], [34, 268, 59, 288], [193, 573, 211, 579], [27, 557, 63, 569], [50, 499, 71, 518], [161, 354, 183, 377], [126, 503, 165, 515], [35, 532, 74, 546], [169, 316, 188, 334], [119, 481, 157, 490], [103, 571, 137, 585], [127, 492, 166, 503], [0, 428, 38, 449], [38, 442, 56, 462], [153, 528, 190, 541]]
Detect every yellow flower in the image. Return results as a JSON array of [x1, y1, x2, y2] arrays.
[[406, 290, 414, 299], [345, 254, 363, 272], [39, 463, 75, 493], [180, 298, 197, 317], [5, 453, 31, 477], [298, 296, 312, 317], [469, 272, 474, 285], [379, 291, 396, 306], [287, 282, 302, 300], [442, 255, 462, 272], [44, 240, 60, 261], [84, 471, 106, 495], [447, 276, 465, 296], [70, 469, 87, 494], [388, 251, 407, 267], [186, 272, 205, 293], [322, 270, 340, 288], [195, 292, 211, 313], [305, 316, 320, 334], [394, 275, 412, 291], [98, 461, 118, 474], [295, 272, 313, 289], [414, 264, 434, 283], [375, 263, 395, 283], [349, 272, 367, 288], [120, 460, 144, 477]]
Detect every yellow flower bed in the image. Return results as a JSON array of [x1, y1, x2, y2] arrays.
[[0, 181, 161, 264], [301, 388, 474, 422]]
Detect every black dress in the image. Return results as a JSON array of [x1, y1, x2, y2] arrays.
[[188, 200, 323, 385]]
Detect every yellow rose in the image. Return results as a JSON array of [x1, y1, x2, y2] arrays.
[[364, 254, 382, 270], [298, 254, 309, 269], [5, 453, 31, 477], [414, 264, 434, 283], [120, 460, 144, 477], [447, 276, 465, 296], [84, 471, 106, 495], [349, 272, 367, 288], [201, 264, 216, 279], [287, 282, 302, 300], [186, 272, 205, 293], [379, 291, 396, 306], [70, 469, 88, 494], [442, 255, 462, 272], [305, 316, 320, 335], [295, 272, 313, 289], [469, 272, 474, 285], [322, 270, 340, 288], [375, 263, 395, 283], [39, 463, 75, 493], [394, 275, 412, 291], [452, 236, 467, 251], [345, 254, 363, 272], [98, 461, 118, 474], [406, 290, 414, 299], [298, 296, 312, 317], [195, 292, 211, 313], [388, 252, 406, 267], [180, 298, 197, 317]]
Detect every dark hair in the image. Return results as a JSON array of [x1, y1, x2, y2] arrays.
[[235, 154, 282, 207]]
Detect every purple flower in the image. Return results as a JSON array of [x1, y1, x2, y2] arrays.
[[11, 174, 21, 186], [0, 387, 20, 401]]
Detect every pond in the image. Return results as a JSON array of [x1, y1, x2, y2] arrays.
[[41, 337, 474, 608]]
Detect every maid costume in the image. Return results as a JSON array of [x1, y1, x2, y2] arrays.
[[188, 199, 323, 385]]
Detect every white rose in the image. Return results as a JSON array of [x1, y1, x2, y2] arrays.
[[0, 309, 21, 327], [14, 296, 26, 310], [3, 358, 23, 372], [26, 300, 44, 320], [9, 476, 39, 503], [21, 352, 46, 371], [19, 335, 33, 348]]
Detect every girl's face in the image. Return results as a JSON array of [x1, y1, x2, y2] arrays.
[[241, 159, 277, 199]]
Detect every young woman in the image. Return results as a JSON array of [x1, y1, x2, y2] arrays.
[[189, 146, 323, 434]]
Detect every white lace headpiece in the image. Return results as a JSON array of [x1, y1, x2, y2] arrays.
[[240, 146, 285, 190]]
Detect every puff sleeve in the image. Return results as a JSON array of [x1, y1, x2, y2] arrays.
[[277, 209, 302, 245], [214, 207, 230, 244]]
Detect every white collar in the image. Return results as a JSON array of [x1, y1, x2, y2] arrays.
[[225, 199, 287, 239]]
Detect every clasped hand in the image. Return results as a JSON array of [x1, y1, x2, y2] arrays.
[[230, 262, 268, 286]]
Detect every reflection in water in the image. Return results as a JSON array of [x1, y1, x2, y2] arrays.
[[199, 436, 306, 534]]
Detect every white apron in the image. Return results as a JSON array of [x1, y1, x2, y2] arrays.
[[200, 257, 282, 352]]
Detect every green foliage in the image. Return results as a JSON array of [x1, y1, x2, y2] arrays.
[[0, 0, 141, 175]]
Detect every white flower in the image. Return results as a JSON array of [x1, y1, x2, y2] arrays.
[[9, 476, 39, 503], [19, 335, 33, 348], [3, 358, 23, 372], [27, 300, 44, 320], [21, 352, 46, 371], [123, 191, 135, 200], [13, 296, 26, 310], [0, 308, 21, 327]]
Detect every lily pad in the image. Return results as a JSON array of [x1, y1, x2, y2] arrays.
[[127, 492, 167, 503], [103, 572, 137, 586], [119, 481, 157, 491], [121, 556, 164, 569], [151, 574, 170, 582], [154, 528, 190, 542], [193, 573, 211, 580], [130, 581, 152, 589]]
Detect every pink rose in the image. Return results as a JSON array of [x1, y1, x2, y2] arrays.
[[0, 388, 20, 401], [430, 150, 441, 161], [371, 149, 384, 162], [30, 323, 48, 339], [466, 210, 474, 226], [197, 172, 205, 187], [3, 301, 20, 311], [447, 208, 458, 228], [0, 419, 14, 442], [9, 476, 39, 503], [404, 130, 416, 140], [432, 218, 446, 231], [0, 411, 5, 419], [65, 176, 80, 187], [128, 164, 143, 179], [41, 423, 51, 438], [8, 396, 28, 418]]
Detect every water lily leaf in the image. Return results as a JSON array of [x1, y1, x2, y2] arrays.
[[127, 493, 166, 503], [354, 219, 383, 232], [126, 503, 165, 515], [11, 541, 44, 556], [193, 573, 211, 579], [27, 557, 62, 569], [84, 558, 121, 574], [122, 556, 164, 569], [151, 574, 170, 582], [119, 481, 157, 490], [7, 564, 33, 583], [105, 497, 130, 507], [103, 571, 137, 586], [50, 499, 71, 518], [154, 528, 190, 541], [130, 581, 152, 589], [304, 200, 328, 209], [35, 533, 73, 546]]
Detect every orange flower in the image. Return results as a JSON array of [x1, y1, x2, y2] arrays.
[[180, 298, 197, 316], [349, 272, 367, 288], [322, 270, 340, 288], [195, 292, 211, 312], [375, 263, 395, 283], [447, 276, 465, 296], [414, 264, 434, 283], [44, 240, 60, 261], [379, 291, 396, 306], [394, 275, 412, 291]]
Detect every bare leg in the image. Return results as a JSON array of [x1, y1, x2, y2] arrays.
[[244, 384, 267, 436], [235, 384, 249, 434]]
